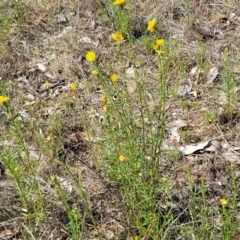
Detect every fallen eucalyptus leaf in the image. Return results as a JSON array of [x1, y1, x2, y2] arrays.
[[55, 13, 67, 24], [170, 127, 181, 142], [177, 77, 192, 97], [37, 63, 46, 72], [55, 176, 73, 193], [179, 140, 221, 155], [169, 119, 188, 142], [127, 79, 137, 94], [205, 140, 221, 152], [179, 141, 209, 155], [17, 110, 36, 121], [207, 67, 219, 83], [190, 66, 199, 76], [125, 66, 136, 78], [222, 148, 240, 164], [169, 119, 189, 128]]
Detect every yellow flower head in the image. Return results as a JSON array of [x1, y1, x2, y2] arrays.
[[147, 18, 157, 32], [219, 198, 228, 206], [0, 96, 9, 105], [160, 177, 168, 182], [103, 105, 108, 112], [154, 38, 165, 55], [45, 6, 51, 12], [70, 82, 78, 91], [46, 135, 52, 141], [86, 51, 97, 62], [112, 31, 124, 42], [111, 73, 118, 83], [44, 81, 51, 88], [130, 237, 139, 240], [101, 95, 109, 103], [155, 38, 165, 46], [92, 70, 99, 75], [50, 175, 55, 182], [113, 0, 126, 6], [118, 154, 125, 162]]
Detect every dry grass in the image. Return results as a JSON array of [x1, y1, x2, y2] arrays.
[[1, 0, 240, 239]]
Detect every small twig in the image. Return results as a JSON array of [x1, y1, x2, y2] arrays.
[[162, 207, 188, 240]]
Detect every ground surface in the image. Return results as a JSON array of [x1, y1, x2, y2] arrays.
[[1, 0, 240, 239]]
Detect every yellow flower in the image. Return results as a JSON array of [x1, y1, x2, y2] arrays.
[[160, 177, 168, 181], [50, 175, 55, 182], [44, 81, 51, 88], [155, 38, 165, 46], [92, 70, 99, 75], [130, 237, 139, 240], [219, 198, 228, 206], [70, 82, 78, 91], [147, 18, 157, 32], [113, 0, 126, 6], [0, 96, 9, 105], [46, 135, 52, 141], [111, 73, 118, 83], [103, 105, 108, 112], [86, 51, 97, 62], [101, 95, 109, 103], [154, 38, 165, 55], [155, 50, 165, 55], [118, 154, 125, 162], [112, 31, 124, 42]]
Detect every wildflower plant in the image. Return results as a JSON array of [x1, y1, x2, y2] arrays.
[[88, 17, 171, 238], [110, 0, 133, 44]]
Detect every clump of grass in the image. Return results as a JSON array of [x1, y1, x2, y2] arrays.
[[223, 48, 238, 111]]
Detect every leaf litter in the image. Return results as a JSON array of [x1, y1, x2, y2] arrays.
[[1, 0, 240, 239]]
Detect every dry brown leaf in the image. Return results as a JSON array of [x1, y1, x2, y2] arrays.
[[207, 67, 219, 83], [55, 176, 73, 193], [228, 13, 239, 23], [205, 140, 221, 152], [127, 79, 137, 94], [169, 119, 188, 142], [169, 119, 189, 128], [0, 227, 20, 240], [125, 66, 136, 78], [179, 141, 209, 155], [222, 147, 240, 164], [189, 66, 199, 76], [179, 140, 221, 155], [36, 63, 47, 72], [177, 77, 192, 97], [17, 110, 36, 121]]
